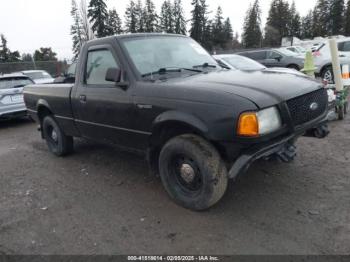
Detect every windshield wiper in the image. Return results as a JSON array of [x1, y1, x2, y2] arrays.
[[142, 67, 202, 78], [193, 62, 217, 69]]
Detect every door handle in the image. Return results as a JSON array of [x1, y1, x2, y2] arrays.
[[79, 95, 87, 102]]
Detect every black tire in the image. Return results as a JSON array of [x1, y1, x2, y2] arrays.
[[322, 66, 334, 84], [338, 105, 345, 120], [159, 134, 228, 211], [42, 115, 73, 156], [344, 102, 348, 115]]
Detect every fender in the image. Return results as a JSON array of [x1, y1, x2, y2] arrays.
[[152, 110, 209, 135], [36, 99, 52, 113]]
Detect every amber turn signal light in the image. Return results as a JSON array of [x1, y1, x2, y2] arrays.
[[237, 112, 259, 137]]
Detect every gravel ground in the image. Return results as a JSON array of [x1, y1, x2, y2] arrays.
[[0, 116, 349, 255]]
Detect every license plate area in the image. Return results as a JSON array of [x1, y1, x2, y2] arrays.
[[11, 94, 24, 103]]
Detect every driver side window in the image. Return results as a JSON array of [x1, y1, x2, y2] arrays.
[[268, 51, 282, 59], [85, 49, 119, 86]]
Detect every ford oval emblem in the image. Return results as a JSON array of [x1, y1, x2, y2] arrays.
[[310, 102, 319, 111]]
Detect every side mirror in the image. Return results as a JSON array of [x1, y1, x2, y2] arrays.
[[105, 67, 122, 82]]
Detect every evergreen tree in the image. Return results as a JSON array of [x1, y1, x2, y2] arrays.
[[125, 0, 138, 33], [160, 0, 174, 33], [190, 0, 207, 44], [34, 48, 58, 61], [22, 53, 34, 62], [106, 8, 123, 35], [143, 0, 158, 32], [223, 18, 234, 49], [312, 0, 332, 37], [301, 10, 314, 39], [212, 6, 225, 48], [242, 0, 262, 48], [0, 34, 10, 62], [330, 0, 345, 35], [345, 0, 350, 35], [264, 0, 290, 47], [0, 34, 20, 62], [173, 0, 187, 34], [71, 0, 84, 59], [135, 0, 145, 32], [88, 0, 109, 37], [202, 19, 213, 51], [289, 1, 301, 38]]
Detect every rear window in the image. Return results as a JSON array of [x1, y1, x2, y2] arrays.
[[245, 51, 267, 60], [0, 77, 33, 89]]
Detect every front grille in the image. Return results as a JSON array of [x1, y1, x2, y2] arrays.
[[287, 88, 328, 126]]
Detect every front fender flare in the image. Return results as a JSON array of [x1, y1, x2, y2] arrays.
[[152, 110, 209, 135]]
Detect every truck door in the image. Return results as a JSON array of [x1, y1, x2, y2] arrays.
[[72, 46, 136, 148]]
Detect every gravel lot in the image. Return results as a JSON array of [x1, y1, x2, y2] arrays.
[[0, 116, 349, 255]]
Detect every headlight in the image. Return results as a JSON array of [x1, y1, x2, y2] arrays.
[[237, 107, 282, 137]]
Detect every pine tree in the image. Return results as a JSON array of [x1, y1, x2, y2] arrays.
[[264, 0, 290, 47], [0, 34, 20, 62], [312, 0, 332, 37], [242, 0, 262, 48], [34, 48, 58, 61], [330, 0, 345, 35], [223, 18, 234, 49], [106, 8, 123, 35], [301, 10, 314, 39], [202, 19, 213, 51], [135, 0, 144, 32], [125, 0, 138, 33], [345, 0, 350, 35], [71, 0, 84, 59], [88, 0, 109, 37], [143, 0, 158, 32], [212, 6, 225, 49], [190, 0, 207, 44], [160, 0, 174, 33], [173, 0, 187, 34], [289, 1, 301, 38]]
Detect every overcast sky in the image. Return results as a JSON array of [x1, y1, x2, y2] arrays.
[[0, 0, 317, 60]]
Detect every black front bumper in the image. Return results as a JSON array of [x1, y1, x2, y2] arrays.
[[228, 134, 297, 179]]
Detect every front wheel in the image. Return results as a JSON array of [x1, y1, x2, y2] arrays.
[[42, 115, 73, 156], [159, 134, 228, 211]]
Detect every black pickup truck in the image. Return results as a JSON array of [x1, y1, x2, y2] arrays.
[[24, 34, 329, 210]]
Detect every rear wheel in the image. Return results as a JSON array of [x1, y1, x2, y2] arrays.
[[42, 115, 73, 156], [322, 66, 334, 84], [159, 134, 228, 211]]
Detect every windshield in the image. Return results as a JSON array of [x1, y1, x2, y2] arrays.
[[221, 55, 265, 70], [277, 48, 298, 57], [0, 77, 33, 89], [24, 71, 52, 80], [121, 36, 218, 77]]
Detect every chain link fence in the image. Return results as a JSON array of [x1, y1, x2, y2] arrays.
[[0, 61, 70, 77]]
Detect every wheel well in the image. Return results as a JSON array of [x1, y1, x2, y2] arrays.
[[148, 121, 205, 175], [37, 106, 52, 124], [287, 64, 300, 70]]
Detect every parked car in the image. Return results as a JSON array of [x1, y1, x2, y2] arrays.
[[0, 74, 34, 119], [18, 70, 54, 84], [284, 46, 307, 55], [214, 54, 305, 76], [313, 37, 350, 83], [237, 48, 305, 71], [24, 34, 329, 210]]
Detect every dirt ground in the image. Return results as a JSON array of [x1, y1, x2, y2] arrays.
[[0, 116, 349, 255]]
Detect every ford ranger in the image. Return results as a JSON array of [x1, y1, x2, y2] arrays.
[[24, 34, 329, 210]]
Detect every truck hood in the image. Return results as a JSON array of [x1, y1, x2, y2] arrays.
[[175, 69, 323, 108]]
